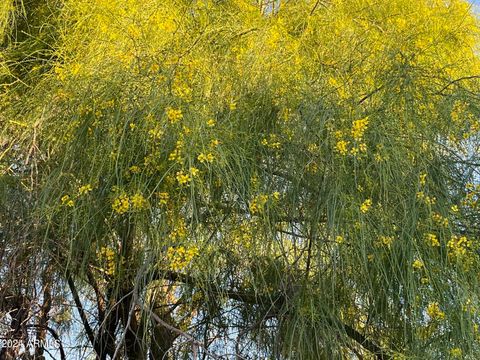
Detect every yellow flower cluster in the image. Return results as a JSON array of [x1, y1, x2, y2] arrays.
[[129, 165, 141, 174], [112, 194, 130, 214], [360, 199, 372, 213], [307, 143, 319, 153], [463, 183, 479, 209], [412, 259, 424, 270], [447, 235, 472, 258], [431, 212, 449, 227], [426, 302, 445, 320], [424, 233, 440, 247], [169, 217, 187, 241], [249, 192, 280, 214], [210, 139, 220, 147], [172, 78, 192, 101], [232, 222, 254, 249], [61, 195, 74, 207], [176, 170, 191, 185], [168, 140, 184, 163], [166, 107, 183, 124], [449, 348, 462, 358], [261, 134, 281, 149], [335, 140, 349, 155], [148, 127, 164, 140], [306, 162, 319, 174], [376, 235, 393, 248], [158, 192, 169, 205], [198, 152, 214, 163], [175, 168, 199, 186], [419, 173, 427, 186], [249, 194, 269, 214], [450, 100, 467, 123], [131, 193, 148, 210], [332, 117, 370, 157], [98, 246, 116, 276], [416, 191, 436, 205], [351, 117, 369, 140], [206, 119, 216, 127], [78, 184, 93, 195], [166, 245, 199, 271]]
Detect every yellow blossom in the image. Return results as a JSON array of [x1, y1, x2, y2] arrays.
[[166, 107, 183, 124], [360, 199, 372, 213], [377, 235, 393, 248], [166, 245, 199, 271], [99, 247, 116, 275], [432, 213, 449, 227], [351, 117, 369, 140], [129, 165, 141, 174], [158, 192, 169, 205], [424, 233, 440, 247], [374, 153, 383, 162], [207, 119, 216, 127], [169, 140, 184, 162], [262, 134, 281, 149], [449, 348, 462, 358], [419, 173, 427, 186], [447, 235, 471, 258], [249, 194, 269, 214], [335, 140, 349, 155], [307, 143, 319, 153], [412, 259, 424, 270], [176, 170, 192, 185], [78, 184, 93, 195], [198, 152, 214, 163], [131, 193, 148, 210], [426, 302, 445, 320], [148, 127, 164, 139], [61, 195, 74, 207], [112, 194, 130, 214], [190, 167, 199, 177]]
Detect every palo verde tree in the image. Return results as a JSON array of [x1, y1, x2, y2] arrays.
[[2, 0, 480, 359]]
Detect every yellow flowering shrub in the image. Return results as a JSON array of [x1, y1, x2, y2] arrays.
[[5, 0, 480, 357]]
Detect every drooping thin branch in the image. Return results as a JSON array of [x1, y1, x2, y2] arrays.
[[66, 271, 101, 356]]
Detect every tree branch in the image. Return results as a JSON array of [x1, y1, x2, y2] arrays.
[[66, 271, 101, 356]]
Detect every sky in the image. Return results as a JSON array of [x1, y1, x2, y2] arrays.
[[471, 0, 480, 12]]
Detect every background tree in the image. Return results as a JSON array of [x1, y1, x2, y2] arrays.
[[2, 0, 480, 359]]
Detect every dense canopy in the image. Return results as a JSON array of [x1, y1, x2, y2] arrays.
[[1, 0, 480, 359]]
